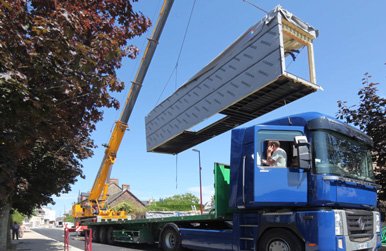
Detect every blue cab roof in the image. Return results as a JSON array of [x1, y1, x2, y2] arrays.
[[263, 112, 333, 127], [260, 112, 373, 146]]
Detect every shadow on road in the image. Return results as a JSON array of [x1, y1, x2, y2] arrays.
[[11, 237, 65, 251]]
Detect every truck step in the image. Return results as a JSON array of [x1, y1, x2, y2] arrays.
[[240, 224, 258, 227]]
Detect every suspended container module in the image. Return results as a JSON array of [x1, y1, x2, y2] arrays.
[[146, 6, 321, 154]]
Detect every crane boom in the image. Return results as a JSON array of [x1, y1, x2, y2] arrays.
[[73, 0, 174, 220], [89, 0, 174, 202]]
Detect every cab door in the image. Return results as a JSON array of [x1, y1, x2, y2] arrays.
[[253, 125, 308, 206]]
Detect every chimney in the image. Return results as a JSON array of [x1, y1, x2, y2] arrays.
[[108, 178, 119, 186], [122, 184, 130, 191]]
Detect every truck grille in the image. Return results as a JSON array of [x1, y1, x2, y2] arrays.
[[346, 210, 373, 242]]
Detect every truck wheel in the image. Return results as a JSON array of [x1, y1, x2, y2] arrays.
[[106, 226, 114, 245], [161, 227, 182, 251], [99, 227, 107, 244], [258, 229, 303, 251], [92, 227, 100, 243]]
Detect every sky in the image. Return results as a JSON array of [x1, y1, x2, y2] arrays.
[[49, 0, 386, 216]]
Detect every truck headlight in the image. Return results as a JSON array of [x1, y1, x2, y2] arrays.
[[374, 212, 380, 233], [334, 211, 344, 235]]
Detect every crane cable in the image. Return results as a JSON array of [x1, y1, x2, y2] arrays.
[[111, 1, 162, 126], [242, 0, 310, 70], [155, 0, 197, 106], [156, 0, 268, 106], [242, 0, 268, 14]]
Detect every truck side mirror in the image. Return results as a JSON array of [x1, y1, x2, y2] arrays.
[[294, 136, 311, 170]]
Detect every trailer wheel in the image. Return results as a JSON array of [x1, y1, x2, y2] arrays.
[[258, 229, 303, 251], [99, 227, 107, 244], [106, 226, 114, 245], [161, 227, 182, 251], [92, 227, 100, 243]]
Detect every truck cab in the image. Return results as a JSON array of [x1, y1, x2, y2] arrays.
[[227, 112, 381, 251]]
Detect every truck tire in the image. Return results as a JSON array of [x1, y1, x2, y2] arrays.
[[99, 227, 107, 244], [106, 226, 114, 245], [92, 227, 100, 243], [161, 227, 183, 251], [258, 229, 304, 251]]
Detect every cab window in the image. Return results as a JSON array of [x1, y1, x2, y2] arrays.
[[256, 130, 303, 168]]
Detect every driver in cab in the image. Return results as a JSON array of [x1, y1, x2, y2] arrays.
[[262, 141, 287, 167]]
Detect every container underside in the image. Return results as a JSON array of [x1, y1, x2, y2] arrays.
[[153, 73, 317, 154]]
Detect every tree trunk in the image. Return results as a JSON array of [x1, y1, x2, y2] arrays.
[[7, 211, 12, 248], [0, 203, 11, 251]]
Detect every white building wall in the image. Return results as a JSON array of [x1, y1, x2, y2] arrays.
[[42, 207, 56, 222]]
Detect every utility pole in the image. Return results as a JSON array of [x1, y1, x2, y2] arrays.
[[192, 149, 203, 214]]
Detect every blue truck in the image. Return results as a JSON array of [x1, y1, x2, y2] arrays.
[[87, 112, 381, 251]]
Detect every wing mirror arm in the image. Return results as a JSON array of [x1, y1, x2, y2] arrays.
[[294, 136, 312, 170]]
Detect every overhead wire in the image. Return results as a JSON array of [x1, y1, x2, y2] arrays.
[[242, 0, 305, 71], [174, 0, 197, 77], [133, 0, 163, 78], [126, 1, 162, 94], [112, 1, 162, 126], [242, 0, 268, 14], [155, 0, 197, 106], [155, 67, 177, 105]]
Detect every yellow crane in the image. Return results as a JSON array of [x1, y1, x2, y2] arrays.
[[72, 0, 174, 223]]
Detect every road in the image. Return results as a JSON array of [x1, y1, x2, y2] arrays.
[[33, 228, 160, 251], [31, 226, 386, 251]]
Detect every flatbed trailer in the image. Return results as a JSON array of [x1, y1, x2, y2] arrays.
[[86, 163, 233, 248]]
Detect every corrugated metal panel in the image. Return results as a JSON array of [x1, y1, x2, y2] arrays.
[[146, 7, 320, 154]]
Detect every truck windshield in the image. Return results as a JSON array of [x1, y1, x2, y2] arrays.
[[312, 130, 374, 181]]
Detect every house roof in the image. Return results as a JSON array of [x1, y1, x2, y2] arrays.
[[106, 189, 145, 207], [108, 182, 121, 192]]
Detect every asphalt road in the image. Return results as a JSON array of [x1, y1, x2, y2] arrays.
[[32, 226, 386, 251], [33, 228, 160, 251]]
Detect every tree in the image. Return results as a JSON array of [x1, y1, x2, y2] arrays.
[[64, 214, 74, 223], [337, 72, 386, 213], [147, 193, 200, 211], [113, 201, 147, 219], [0, 0, 151, 248], [11, 210, 25, 225]]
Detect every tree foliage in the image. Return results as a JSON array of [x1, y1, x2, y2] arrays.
[[113, 201, 134, 214], [113, 201, 146, 219], [337, 72, 386, 202], [147, 193, 200, 211], [0, 0, 151, 215], [64, 214, 74, 223], [11, 210, 25, 225]]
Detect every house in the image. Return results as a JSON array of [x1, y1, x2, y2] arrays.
[[25, 207, 56, 228], [74, 179, 146, 217], [106, 178, 146, 212]]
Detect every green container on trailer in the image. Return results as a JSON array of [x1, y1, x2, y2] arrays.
[[213, 163, 232, 218]]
